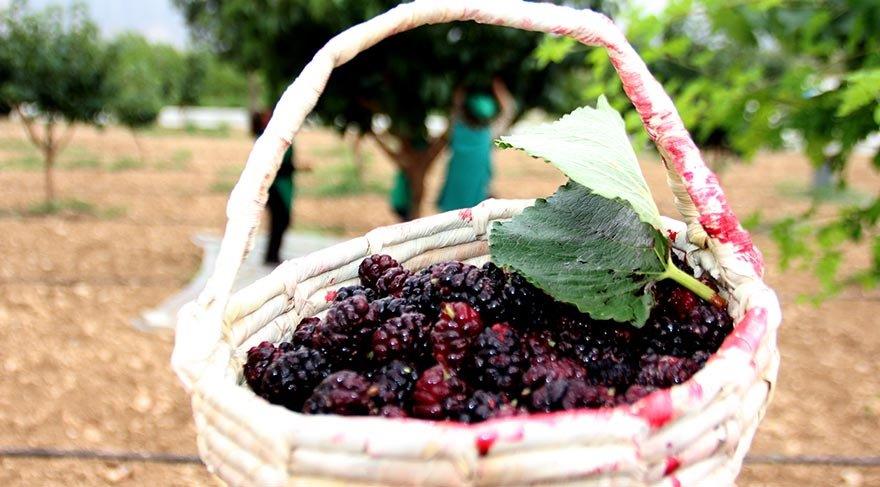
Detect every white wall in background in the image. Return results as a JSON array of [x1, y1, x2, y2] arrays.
[[158, 106, 249, 131]]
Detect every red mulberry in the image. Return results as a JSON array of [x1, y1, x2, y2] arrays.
[[411, 365, 468, 420], [430, 302, 483, 368]]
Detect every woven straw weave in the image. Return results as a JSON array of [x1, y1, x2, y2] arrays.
[[172, 1, 782, 485]]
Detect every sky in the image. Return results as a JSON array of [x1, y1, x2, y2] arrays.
[[2, 0, 190, 48], [1, 0, 669, 50]]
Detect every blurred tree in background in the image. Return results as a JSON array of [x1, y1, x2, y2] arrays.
[[173, 0, 597, 216], [0, 0, 108, 205], [538, 0, 880, 297], [106, 34, 167, 160]]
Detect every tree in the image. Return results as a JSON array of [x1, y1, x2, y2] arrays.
[[0, 0, 108, 204], [174, 0, 592, 217], [106, 33, 166, 161]]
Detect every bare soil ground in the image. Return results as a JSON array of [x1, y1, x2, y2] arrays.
[[0, 120, 878, 486]]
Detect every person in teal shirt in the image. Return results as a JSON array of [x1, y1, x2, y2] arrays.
[[437, 78, 515, 213], [251, 110, 296, 265]]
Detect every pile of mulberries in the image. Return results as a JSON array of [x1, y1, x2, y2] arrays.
[[243, 254, 732, 423]]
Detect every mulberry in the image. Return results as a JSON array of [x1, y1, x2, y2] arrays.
[[529, 379, 614, 412], [376, 266, 412, 297], [368, 360, 419, 410], [303, 371, 372, 415], [411, 365, 468, 420], [312, 294, 378, 367], [635, 354, 702, 388], [332, 284, 377, 303], [292, 317, 320, 347], [469, 323, 527, 392], [370, 312, 429, 363], [430, 302, 483, 368], [261, 346, 331, 410], [456, 390, 516, 423], [359, 254, 400, 291], [370, 296, 414, 322]]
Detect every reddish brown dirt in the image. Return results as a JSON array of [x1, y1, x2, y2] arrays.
[[0, 120, 878, 485]]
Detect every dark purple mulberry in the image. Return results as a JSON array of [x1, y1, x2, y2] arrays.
[[375, 266, 412, 297], [635, 354, 703, 388], [529, 379, 615, 412], [312, 294, 378, 367], [368, 360, 419, 411], [430, 302, 483, 368], [359, 254, 400, 291], [618, 384, 657, 405], [456, 390, 516, 423], [522, 357, 587, 389], [411, 365, 468, 420], [370, 312, 429, 363], [292, 317, 320, 347], [369, 296, 415, 321], [503, 271, 556, 329], [261, 346, 331, 410], [303, 371, 372, 415], [401, 267, 436, 315], [469, 323, 527, 392], [522, 328, 559, 363], [643, 279, 732, 356], [376, 405, 408, 418], [244, 341, 279, 395], [430, 261, 508, 323], [332, 284, 377, 303]]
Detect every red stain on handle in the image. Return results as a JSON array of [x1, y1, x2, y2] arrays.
[[458, 208, 473, 222], [664, 456, 681, 475], [324, 290, 337, 302], [475, 430, 498, 456]]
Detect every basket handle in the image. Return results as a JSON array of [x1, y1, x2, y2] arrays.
[[195, 0, 763, 322]]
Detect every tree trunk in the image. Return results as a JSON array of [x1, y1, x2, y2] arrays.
[[131, 130, 146, 162], [43, 146, 56, 205], [351, 132, 364, 184], [399, 149, 434, 219]]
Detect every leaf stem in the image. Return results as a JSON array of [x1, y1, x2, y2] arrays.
[[660, 258, 727, 308]]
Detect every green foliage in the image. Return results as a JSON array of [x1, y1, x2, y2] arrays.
[[179, 50, 209, 106], [106, 33, 165, 129], [490, 182, 668, 325], [0, 0, 108, 123], [174, 0, 597, 140], [536, 0, 880, 297]]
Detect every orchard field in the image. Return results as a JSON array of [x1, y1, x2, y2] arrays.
[[0, 120, 878, 486]]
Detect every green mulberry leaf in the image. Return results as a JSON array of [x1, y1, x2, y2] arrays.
[[490, 182, 669, 326], [498, 96, 661, 228]]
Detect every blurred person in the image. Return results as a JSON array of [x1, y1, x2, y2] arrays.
[[251, 110, 296, 265], [437, 78, 515, 213]]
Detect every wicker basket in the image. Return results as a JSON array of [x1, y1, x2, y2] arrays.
[[172, 1, 782, 485]]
